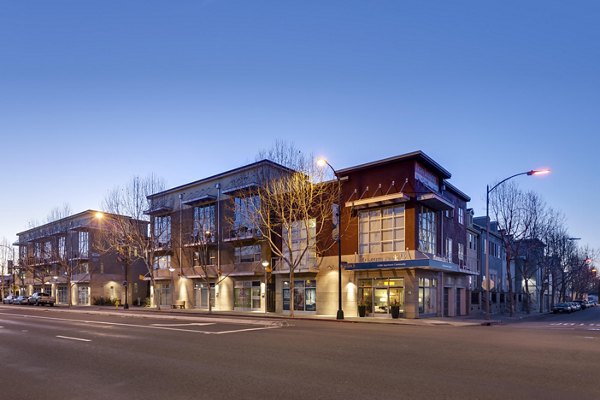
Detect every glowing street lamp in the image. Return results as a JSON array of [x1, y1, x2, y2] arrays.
[[484, 168, 550, 320], [317, 158, 344, 320]]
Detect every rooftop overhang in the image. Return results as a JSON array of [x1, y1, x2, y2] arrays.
[[417, 193, 454, 211], [144, 206, 173, 216], [221, 183, 258, 195], [347, 259, 475, 274], [345, 192, 410, 211], [182, 195, 217, 207]]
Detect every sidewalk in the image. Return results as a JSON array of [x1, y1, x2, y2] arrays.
[[13, 304, 506, 327]]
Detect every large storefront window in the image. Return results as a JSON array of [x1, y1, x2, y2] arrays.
[[194, 281, 215, 309], [283, 280, 316, 312], [234, 280, 261, 310], [418, 206, 437, 255], [358, 278, 404, 315], [57, 285, 68, 304], [156, 283, 171, 306], [418, 278, 437, 314], [358, 205, 405, 255], [77, 285, 90, 306]]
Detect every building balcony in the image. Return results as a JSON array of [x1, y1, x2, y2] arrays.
[[222, 227, 261, 243]]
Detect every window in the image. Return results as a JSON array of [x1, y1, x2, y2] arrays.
[[283, 280, 316, 312], [234, 195, 259, 233], [418, 206, 437, 255], [458, 243, 465, 262], [234, 280, 261, 310], [283, 219, 316, 269], [58, 236, 66, 259], [446, 238, 453, 261], [193, 204, 216, 241], [468, 233, 476, 250], [234, 245, 261, 264], [44, 241, 52, 259], [78, 231, 89, 258], [418, 278, 437, 314], [154, 216, 171, 246], [358, 205, 405, 255], [153, 255, 172, 270], [458, 208, 464, 225]]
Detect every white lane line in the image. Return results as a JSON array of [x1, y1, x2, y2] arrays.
[[151, 323, 214, 327], [211, 326, 282, 335], [56, 335, 91, 342], [0, 312, 281, 335]]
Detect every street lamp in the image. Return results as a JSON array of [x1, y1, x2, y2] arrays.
[[262, 260, 269, 314], [169, 266, 175, 306], [317, 158, 344, 320], [485, 168, 550, 320]]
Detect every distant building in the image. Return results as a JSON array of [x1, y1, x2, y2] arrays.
[[472, 216, 507, 314], [15, 210, 148, 306]]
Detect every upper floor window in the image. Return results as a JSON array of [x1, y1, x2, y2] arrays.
[[78, 231, 89, 258], [193, 204, 216, 241], [234, 195, 259, 233], [154, 216, 171, 246], [446, 238, 453, 261], [458, 208, 464, 225], [58, 236, 66, 259], [234, 244, 261, 264], [44, 241, 52, 259], [153, 255, 171, 270], [468, 233, 477, 250], [283, 219, 317, 269], [34, 242, 42, 259], [359, 205, 405, 255], [458, 243, 465, 261], [418, 206, 437, 255]]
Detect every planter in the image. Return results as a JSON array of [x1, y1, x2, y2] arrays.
[[390, 305, 400, 319], [358, 305, 367, 317]]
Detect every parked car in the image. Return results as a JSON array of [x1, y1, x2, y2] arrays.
[[12, 295, 30, 305], [569, 301, 581, 311], [573, 300, 588, 310], [552, 303, 572, 313], [2, 294, 16, 304], [29, 292, 55, 306]]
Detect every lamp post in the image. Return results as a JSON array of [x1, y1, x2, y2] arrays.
[[169, 266, 175, 306], [317, 158, 344, 320], [262, 260, 269, 314], [485, 168, 550, 320]]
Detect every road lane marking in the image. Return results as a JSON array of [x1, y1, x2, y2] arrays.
[[151, 323, 214, 327], [0, 312, 282, 335], [56, 335, 91, 342], [212, 326, 282, 335]]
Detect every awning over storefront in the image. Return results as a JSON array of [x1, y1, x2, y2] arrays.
[[345, 192, 410, 211], [417, 193, 454, 211], [347, 258, 473, 274]]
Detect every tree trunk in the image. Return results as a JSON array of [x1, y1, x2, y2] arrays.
[[506, 253, 514, 316]]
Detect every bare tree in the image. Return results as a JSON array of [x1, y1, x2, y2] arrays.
[[236, 142, 338, 317], [101, 174, 166, 309]]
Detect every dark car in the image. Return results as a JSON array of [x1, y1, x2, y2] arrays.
[[12, 295, 29, 305], [552, 303, 572, 313], [573, 300, 588, 310]]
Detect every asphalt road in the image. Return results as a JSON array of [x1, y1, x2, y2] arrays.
[[1, 306, 599, 400]]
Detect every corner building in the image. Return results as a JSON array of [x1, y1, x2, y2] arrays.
[[329, 151, 473, 318]]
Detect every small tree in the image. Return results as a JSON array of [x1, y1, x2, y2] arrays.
[[236, 142, 338, 317], [101, 174, 166, 309]]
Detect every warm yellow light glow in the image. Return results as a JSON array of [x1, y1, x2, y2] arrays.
[[262, 260, 269, 268], [317, 158, 327, 167], [94, 211, 104, 219]]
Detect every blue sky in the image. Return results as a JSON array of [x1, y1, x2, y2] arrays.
[[1, 1, 599, 253]]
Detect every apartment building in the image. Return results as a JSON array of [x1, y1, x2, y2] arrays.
[[15, 210, 148, 306], [145, 160, 295, 311], [331, 151, 474, 318]]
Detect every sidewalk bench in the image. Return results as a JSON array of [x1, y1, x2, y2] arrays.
[[172, 300, 185, 309]]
